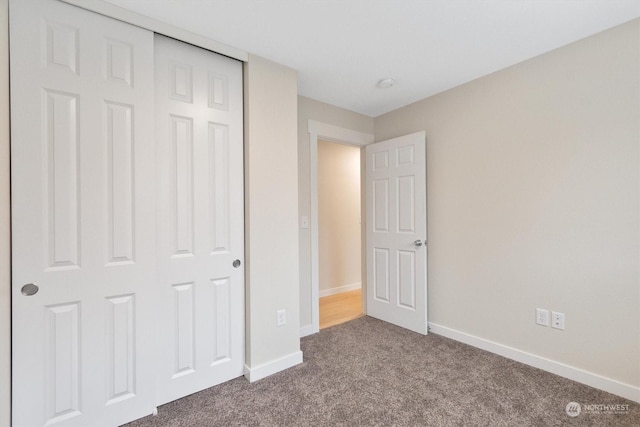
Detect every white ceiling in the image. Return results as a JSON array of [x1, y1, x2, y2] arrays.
[[104, 0, 640, 117]]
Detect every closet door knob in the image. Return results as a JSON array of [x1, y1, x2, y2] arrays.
[[21, 283, 39, 296]]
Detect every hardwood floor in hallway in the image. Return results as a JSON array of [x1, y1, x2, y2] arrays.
[[319, 289, 363, 329]]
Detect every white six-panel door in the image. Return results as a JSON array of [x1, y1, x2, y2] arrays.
[[366, 132, 428, 335], [10, 0, 156, 425], [154, 35, 245, 405]]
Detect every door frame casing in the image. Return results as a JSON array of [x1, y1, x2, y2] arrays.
[[306, 120, 374, 336], [0, 1, 10, 425]]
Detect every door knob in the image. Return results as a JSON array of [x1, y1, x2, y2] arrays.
[[232, 259, 241, 268], [414, 240, 423, 248], [21, 283, 39, 296]]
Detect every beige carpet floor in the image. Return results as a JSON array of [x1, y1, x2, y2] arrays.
[[126, 316, 639, 426]]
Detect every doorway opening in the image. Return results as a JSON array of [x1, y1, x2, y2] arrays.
[[318, 140, 362, 329], [307, 120, 374, 335]]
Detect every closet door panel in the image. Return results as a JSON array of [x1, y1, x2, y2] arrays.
[[10, 0, 156, 425], [155, 34, 245, 405]]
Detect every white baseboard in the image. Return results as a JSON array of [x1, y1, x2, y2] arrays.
[[428, 322, 640, 403], [319, 282, 361, 298], [243, 350, 303, 383], [300, 324, 315, 338]]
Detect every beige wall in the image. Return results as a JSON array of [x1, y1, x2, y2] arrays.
[[244, 55, 301, 369], [298, 96, 373, 328], [318, 140, 361, 293], [375, 19, 640, 387]]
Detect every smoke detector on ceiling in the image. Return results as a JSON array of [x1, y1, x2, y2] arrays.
[[377, 78, 395, 88]]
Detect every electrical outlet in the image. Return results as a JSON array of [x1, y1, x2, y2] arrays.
[[277, 309, 286, 327], [536, 308, 549, 326], [551, 311, 565, 330]]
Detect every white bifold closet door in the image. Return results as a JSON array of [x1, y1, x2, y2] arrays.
[[10, 0, 156, 425], [154, 35, 245, 405]]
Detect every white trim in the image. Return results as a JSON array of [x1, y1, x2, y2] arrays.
[[308, 120, 375, 147], [243, 351, 303, 382], [308, 120, 374, 336], [319, 282, 361, 298], [428, 322, 640, 403], [59, 0, 248, 62], [299, 324, 315, 338], [310, 133, 319, 335]]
